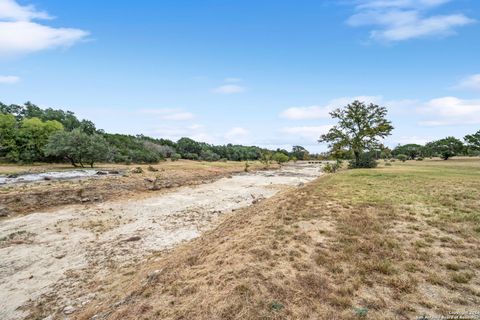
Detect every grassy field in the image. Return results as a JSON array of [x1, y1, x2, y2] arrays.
[[78, 158, 480, 320]]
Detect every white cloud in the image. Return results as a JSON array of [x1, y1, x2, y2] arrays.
[[280, 96, 381, 120], [224, 127, 250, 143], [347, 0, 474, 42], [389, 135, 434, 145], [140, 108, 195, 121], [0, 75, 19, 83], [150, 124, 214, 143], [281, 125, 333, 141], [0, 0, 51, 21], [212, 84, 246, 94], [454, 74, 480, 91], [0, 0, 88, 57], [418, 96, 480, 126]]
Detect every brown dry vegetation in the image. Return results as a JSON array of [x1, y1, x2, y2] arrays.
[[0, 160, 269, 217], [72, 158, 480, 320]]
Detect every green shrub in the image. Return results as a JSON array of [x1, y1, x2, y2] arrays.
[[323, 160, 342, 173], [348, 152, 377, 169], [171, 153, 181, 161], [396, 154, 408, 162], [416, 157, 424, 161], [385, 162, 392, 166]]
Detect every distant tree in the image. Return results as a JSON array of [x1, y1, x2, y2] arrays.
[[464, 130, 480, 153], [291, 146, 309, 160], [45, 129, 111, 167], [426, 137, 464, 160], [396, 154, 408, 162], [17, 118, 64, 162], [272, 152, 289, 165], [319, 100, 393, 168], [392, 144, 423, 160], [0, 113, 18, 161], [260, 151, 273, 168], [176, 137, 202, 157]]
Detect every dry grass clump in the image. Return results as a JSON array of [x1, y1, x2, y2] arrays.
[[75, 159, 480, 320]]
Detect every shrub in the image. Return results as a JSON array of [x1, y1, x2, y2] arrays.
[[183, 152, 199, 160], [396, 154, 408, 162], [272, 152, 289, 165], [416, 157, 424, 161], [348, 152, 377, 169], [385, 162, 392, 166], [171, 153, 181, 161], [322, 160, 342, 173]]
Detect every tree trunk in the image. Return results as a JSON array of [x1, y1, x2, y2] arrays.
[[354, 150, 360, 165], [66, 156, 78, 167]]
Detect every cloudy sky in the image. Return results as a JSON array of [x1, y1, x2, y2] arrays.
[[0, 0, 479, 152]]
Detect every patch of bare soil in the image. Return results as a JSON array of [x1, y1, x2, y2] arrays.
[[0, 161, 268, 217], [0, 163, 321, 320]]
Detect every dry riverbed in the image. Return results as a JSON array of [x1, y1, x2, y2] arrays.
[[0, 163, 322, 320]]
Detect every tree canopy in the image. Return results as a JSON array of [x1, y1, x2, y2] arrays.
[[319, 100, 393, 167]]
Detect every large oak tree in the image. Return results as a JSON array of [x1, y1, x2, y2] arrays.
[[318, 100, 393, 167]]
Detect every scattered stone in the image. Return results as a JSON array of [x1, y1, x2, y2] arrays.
[[63, 305, 76, 315], [108, 170, 120, 174], [6, 174, 18, 178], [96, 171, 108, 175], [147, 165, 158, 172], [54, 253, 66, 259], [297, 182, 305, 187], [0, 206, 9, 217], [43, 176, 52, 181], [131, 167, 143, 174], [123, 235, 141, 242]]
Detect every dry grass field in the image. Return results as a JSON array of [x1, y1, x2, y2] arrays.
[[76, 158, 480, 320]]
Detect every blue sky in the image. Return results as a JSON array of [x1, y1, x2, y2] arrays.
[[1, 0, 479, 152]]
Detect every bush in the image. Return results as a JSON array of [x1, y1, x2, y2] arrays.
[[348, 152, 377, 169], [385, 162, 392, 166], [272, 152, 289, 165], [183, 152, 199, 160], [396, 154, 408, 162], [416, 157, 424, 161], [171, 153, 181, 161], [322, 160, 342, 173]]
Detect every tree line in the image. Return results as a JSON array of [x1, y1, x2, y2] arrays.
[[0, 101, 305, 167]]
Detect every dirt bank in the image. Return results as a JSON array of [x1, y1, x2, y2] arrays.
[[0, 163, 322, 320], [0, 161, 270, 217]]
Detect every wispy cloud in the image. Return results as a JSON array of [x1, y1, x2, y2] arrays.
[[280, 96, 381, 120], [454, 74, 480, 91], [0, 0, 88, 57], [0, 75, 20, 84], [212, 84, 246, 94], [140, 108, 195, 121], [346, 0, 474, 42], [224, 77, 242, 83], [281, 126, 333, 141], [224, 127, 250, 143]]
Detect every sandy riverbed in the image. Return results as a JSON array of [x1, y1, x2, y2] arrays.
[[0, 163, 322, 320]]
